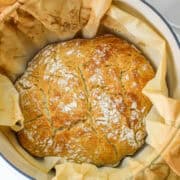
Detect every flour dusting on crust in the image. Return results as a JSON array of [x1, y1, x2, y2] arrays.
[[16, 35, 154, 166]]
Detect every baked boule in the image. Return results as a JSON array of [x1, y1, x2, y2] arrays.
[[16, 35, 154, 166]]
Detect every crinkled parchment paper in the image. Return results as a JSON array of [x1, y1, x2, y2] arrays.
[[0, 74, 24, 131], [0, 0, 179, 179]]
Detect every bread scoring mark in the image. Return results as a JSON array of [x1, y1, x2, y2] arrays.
[[77, 66, 90, 111], [77, 64, 119, 162]]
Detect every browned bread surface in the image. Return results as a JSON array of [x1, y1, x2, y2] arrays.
[[15, 35, 155, 166]]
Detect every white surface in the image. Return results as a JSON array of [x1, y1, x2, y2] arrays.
[[0, 1, 179, 179], [146, 0, 180, 28], [145, 0, 180, 39], [0, 156, 29, 179]]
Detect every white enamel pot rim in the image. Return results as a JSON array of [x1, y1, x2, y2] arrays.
[[0, 0, 179, 179]]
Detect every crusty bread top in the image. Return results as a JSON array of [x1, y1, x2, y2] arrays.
[[16, 35, 155, 166]]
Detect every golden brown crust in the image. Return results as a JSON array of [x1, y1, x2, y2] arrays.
[[16, 35, 155, 166]]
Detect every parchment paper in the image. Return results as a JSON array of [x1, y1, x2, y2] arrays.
[[0, 0, 179, 179], [0, 74, 24, 131]]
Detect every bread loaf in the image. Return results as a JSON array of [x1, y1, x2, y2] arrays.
[[15, 35, 155, 166]]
